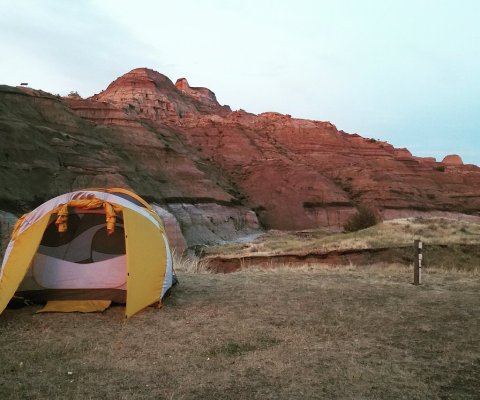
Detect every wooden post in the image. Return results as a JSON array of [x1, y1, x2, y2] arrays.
[[414, 240, 423, 285]]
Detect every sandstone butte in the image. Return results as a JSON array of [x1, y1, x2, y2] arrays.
[[1, 68, 480, 250]]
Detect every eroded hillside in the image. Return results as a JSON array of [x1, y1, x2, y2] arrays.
[[1, 68, 480, 243]]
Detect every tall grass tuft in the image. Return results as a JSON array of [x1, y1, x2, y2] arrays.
[[172, 248, 211, 273], [343, 207, 379, 232]]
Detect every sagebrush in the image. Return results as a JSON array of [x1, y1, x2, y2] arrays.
[[344, 207, 379, 232]]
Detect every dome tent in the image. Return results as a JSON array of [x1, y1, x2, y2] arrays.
[[0, 188, 174, 318]]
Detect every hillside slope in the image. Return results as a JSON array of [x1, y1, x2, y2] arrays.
[[0, 84, 259, 246]]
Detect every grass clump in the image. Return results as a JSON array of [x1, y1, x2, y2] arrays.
[[209, 336, 281, 358], [172, 250, 211, 273], [343, 207, 379, 232], [210, 340, 258, 357]]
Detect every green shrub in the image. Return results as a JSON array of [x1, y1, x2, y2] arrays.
[[344, 207, 379, 232]]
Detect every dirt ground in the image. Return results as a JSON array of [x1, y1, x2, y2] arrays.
[[1, 265, 479, 399]]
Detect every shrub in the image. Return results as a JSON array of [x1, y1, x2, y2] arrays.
[[344, 207, 379, 232]]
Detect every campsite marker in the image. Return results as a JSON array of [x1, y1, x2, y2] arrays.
[[414, 240, 422, 285]]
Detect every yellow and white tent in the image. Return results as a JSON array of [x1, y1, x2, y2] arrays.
[[0, 188, 174, 318]]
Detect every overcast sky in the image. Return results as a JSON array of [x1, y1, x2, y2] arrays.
[[1, 0, 479, 164]]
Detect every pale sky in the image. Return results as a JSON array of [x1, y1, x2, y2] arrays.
[[1, 0, 479, 164]]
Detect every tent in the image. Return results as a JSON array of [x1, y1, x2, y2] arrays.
[[0, 188, 175, 318]]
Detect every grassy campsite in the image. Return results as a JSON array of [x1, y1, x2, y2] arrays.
[[1, 218, 479, 399], [2, 2, 480, 397]]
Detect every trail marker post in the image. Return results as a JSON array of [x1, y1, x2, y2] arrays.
[[414, 240, 422, 285]]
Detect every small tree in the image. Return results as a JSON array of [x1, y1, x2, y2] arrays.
[[68, 90, 80, 97], [344, 207, 379, 232]]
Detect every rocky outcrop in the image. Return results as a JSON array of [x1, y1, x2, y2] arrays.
[[88, 68, 230, 123], [0, 84, 234, 207], [164, 203, 260, 249], [151, 205, 188, 255], [442, 154, 464, 166], [175, 111, 480, 228], [1, 68, 479, 240], [175, 78, 222, 109], [0, 83, 259, 248]]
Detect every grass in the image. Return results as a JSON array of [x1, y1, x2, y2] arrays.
[[204, 217, 480, 257], [1, 264, 479, 399]]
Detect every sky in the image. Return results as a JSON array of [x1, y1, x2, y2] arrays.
[[1, 0, 479, 164]]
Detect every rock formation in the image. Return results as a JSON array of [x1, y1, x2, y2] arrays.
[[175, 77, 221, 109], [442, 154, 464, 166], [1, 68, 479, 247], [0, 83, 258, 249], [89, 68, 230, 122]]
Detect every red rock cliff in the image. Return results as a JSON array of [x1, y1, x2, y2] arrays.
[[1, 68, 480, 235], [64, 68, 480, 229]]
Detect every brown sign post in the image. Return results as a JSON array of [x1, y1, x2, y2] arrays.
[[414, 240, 423, 285]]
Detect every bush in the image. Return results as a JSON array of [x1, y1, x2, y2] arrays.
[[344, 207, 379, 232]]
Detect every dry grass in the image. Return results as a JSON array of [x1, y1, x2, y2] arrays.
[[172, 251, 210, 273], [1, 265, 479, 399], [205, 217, 480, 257]]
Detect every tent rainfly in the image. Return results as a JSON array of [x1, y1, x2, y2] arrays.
[[0, 188, 175, 318]]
